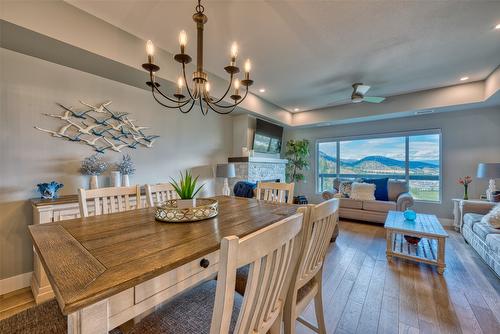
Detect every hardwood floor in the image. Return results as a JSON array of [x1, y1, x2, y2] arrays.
[[1, 220, 499, 333], [298, 221, 500, 334]]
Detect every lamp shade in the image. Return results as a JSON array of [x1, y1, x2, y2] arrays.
[[216, 163, 236, 178], [477, 163, 500, 179]]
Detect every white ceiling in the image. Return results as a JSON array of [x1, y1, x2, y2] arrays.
[[67, 0, 500, 113]]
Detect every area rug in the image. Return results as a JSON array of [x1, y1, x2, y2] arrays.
[[0, 299, 122, 334]]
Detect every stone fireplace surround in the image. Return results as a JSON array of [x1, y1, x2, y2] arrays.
[[227, 156, 288, 193]]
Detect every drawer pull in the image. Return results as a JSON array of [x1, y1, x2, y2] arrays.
[[200, 258, 210, 268]]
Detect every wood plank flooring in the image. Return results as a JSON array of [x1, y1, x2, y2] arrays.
[[298, 221, 500, 334], [1, 220, 499, 333]]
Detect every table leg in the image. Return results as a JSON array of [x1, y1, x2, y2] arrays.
[[386, 230, 393, 261], [68, 299, 109, 334], [437, 237, 446, 274]]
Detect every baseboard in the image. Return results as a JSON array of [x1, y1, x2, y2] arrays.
[[0, 272, 32, 295]]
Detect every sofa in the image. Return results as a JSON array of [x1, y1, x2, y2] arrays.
[[460, 200, 500, 276], [322, 179, 414, 224]]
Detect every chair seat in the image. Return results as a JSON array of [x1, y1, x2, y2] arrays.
[[128, 280, 242, 334]]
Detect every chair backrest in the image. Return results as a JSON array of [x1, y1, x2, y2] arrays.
[[145, 183, 178, 207], [211, 211, 305, 334], [77, 185, 142, 217], [255, 182, 295, 204], [294, 199, 339, 290]]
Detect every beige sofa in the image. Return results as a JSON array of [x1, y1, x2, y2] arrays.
[[322, 180, 414, 224]]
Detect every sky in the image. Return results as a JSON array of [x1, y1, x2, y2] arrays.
[[319, 134, 439, 161]]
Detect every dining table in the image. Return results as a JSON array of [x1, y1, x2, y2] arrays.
[[28, 195, 300, 334]]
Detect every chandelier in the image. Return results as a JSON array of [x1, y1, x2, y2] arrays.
[[142, 0, 253, 115]]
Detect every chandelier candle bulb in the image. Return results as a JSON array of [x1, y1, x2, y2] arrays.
[[234, 79, 240, 95], [230, 42, 238, 64], [179, 30, 188, 53], [146, 40, 155, 63], [177, 77, 184, 94], [244, 59, 251, 79], [205, 81, 211, 93]]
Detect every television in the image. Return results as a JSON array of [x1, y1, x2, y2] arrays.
[[252, 119, 284, 154]]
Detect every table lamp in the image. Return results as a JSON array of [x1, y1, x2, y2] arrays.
[[477, 163, 500, 201], [216, 163, 236, 196]]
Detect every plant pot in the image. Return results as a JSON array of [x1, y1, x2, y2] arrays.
[[89, 175, 99, 189], [177, 198, 196, 209], [122, 174, 130, 187], [111, 171, 121, 187]]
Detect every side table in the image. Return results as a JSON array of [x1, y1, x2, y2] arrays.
[[451, 198, 488, 232]]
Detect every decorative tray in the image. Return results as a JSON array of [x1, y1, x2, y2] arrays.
[[155, 198, 218, 223]]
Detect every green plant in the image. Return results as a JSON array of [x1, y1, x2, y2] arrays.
[[170, 170, 204, 199], [285, 139, 310, 183]]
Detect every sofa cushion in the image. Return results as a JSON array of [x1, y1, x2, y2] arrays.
[[339, 181, 353, 197], [362, 200, 396, 213], [388, 181, 409, 202], [339, 198, 363, 209], [350, 182, 376, 201], [463, 213, 483, 230], [472, 222, 500, 240], [362, 178, 389, 201], [481, 204, 500, 228], [485, 234, 500, 258]]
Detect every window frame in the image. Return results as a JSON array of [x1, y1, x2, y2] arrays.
[[315, 129, 442, 203]]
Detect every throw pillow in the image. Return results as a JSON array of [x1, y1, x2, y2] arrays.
[[339, 181, 353, 197], [350, 182, 376, 201], [362, 177, 389, 201], [481, 204, 500, 228]]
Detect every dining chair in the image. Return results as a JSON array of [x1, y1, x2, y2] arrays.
[[126, 211, 305, 334], [77, 185, 142, 217], [255, 181, 295, 204], [283, 198, 339, 334], [145, 183, 178, 207]]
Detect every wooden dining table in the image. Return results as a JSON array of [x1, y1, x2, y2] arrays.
[[28, 196, 299, 334]]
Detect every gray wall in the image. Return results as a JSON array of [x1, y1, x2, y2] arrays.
[[0, 48, 233, 279], [284, 107, 500, 218]]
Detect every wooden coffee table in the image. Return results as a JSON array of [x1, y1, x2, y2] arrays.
[[384, 211, 448, 274]]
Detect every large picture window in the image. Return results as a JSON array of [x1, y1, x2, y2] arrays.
[[317, 130, 441, 202]]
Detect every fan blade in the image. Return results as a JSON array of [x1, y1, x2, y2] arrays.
[[363, 96, 386, 103], [355, 84, 371, 95]]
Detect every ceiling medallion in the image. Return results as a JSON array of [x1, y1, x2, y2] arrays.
[[142, 0, 253, 115]]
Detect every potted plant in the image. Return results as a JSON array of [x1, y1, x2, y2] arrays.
[[80, 154, 108, 189], [457, 176, 472, 200], [170, 170, 204, 208], [116, 154, 136, 187], [285, 139, 310, 203]]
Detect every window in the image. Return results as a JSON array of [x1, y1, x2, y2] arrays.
[[317, 130, 441, 202]]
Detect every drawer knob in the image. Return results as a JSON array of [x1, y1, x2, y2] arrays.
[[200, 258, 210, 268]]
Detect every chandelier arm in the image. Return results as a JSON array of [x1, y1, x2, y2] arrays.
[[207, 86, 249, 109], [152, 80, 191, 105], [211, 73, 233, 104], [182, 63, 197, 100], [202, 90, 241, 114], [178, 99, 197, 114], [199, 96, 211, 116], [151, 89, 191, 109]]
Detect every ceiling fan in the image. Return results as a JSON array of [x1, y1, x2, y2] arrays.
[[351, 83, 385, 103]]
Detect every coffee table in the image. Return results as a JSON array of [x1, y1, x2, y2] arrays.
[[384, 211, 448, 274]]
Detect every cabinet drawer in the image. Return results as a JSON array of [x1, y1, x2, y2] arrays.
[[134, 251, 219, 304]]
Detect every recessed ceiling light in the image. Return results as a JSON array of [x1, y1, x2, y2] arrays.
[[495, 23, 500, 30], [259, 88, 266, 93], [293, 108, 300, 112], [460, 76, 469, 81]]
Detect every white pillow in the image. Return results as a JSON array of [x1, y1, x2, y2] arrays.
[[481, 204, 500, 228], [350, 182, 376, 201]]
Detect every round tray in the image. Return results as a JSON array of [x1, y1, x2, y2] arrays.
[[155, 198, 218, 223]]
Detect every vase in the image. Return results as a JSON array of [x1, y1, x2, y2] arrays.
[[89, 175, 98, 189], [463, 185, 468, 200], [177, 198, 196, 209], [122, 174, 130, 187], [111, 171, 121, 187]]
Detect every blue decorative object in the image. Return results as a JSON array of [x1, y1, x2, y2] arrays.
[[37, 181, 64, 199], [404, 209, 417, 221], [362, 177, 389, 201]]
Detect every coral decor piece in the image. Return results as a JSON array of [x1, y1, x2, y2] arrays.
[[35, 101, 159, 153], [116, 154, 136, 176], [80, 154, 108, 176], [37, 181, 64, 199], [457, 176, 472, 200]]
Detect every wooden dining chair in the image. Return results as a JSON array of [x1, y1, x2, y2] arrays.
[[77, 185, 142, 217], [255, 181, 295, 204], [126, 211, 305, 334], [283, 198, 339, 334], [145, 183, 178, 207]]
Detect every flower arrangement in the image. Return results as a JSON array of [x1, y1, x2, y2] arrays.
[[80, 154, 108, 175], [457, 176, 472, 200], [116, 154, 136, 175]]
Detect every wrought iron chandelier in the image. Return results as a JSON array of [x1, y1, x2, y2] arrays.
[[142, 0, 253, 115]]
